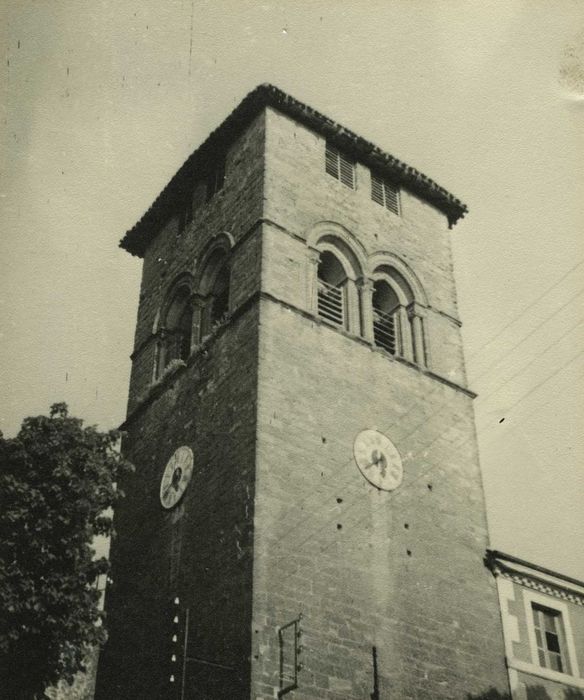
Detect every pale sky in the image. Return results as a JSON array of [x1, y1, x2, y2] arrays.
[[2, 1, 583, 579]]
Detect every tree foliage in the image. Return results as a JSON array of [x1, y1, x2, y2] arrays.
[[0, 404, 133, 699]]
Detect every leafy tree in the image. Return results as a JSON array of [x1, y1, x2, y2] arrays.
[[0, 404, 133, 699]]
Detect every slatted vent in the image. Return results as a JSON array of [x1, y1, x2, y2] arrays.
[[317, 279, 344, 326], [373, 307, 398, 354], [371, 173, 400, 215], [325, 142, 355, 189]]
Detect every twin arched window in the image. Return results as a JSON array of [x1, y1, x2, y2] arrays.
[[154, 283, 194, 378], [154, 244, 231, 380], [314, 244, 427, 367], [153, 234, 426, 380]]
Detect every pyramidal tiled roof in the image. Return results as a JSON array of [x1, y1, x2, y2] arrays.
[[121, 84, 468, 256]]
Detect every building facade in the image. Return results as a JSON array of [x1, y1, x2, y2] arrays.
[[488, 551, 584, 700], [95, 84, 509, 699]]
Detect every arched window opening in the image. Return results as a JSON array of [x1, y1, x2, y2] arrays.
[[156, 285, 193, 378], [370, 262, 428, 366], [197, 246, 231, 340], [209, 261, 230, 327], [372, 280, 400, 354], [317, 251, 347, 327]]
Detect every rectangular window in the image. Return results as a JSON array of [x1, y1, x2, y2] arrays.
[[325, 142, 355, 189], [206, 158, 225, 201], [531, 604, 567, 673], [371, 173, 400, 215]]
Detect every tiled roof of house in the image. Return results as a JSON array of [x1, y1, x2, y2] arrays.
[[121, 83, 468, 257]]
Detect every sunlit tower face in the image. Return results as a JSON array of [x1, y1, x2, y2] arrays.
[[95, 85, 509, 700]]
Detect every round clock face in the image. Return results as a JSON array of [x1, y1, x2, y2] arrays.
[[354, 429, 403, 491], [159, 446, 194, 509]]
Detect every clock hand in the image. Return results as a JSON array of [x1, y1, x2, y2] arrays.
[[364, 457, 381, 469]]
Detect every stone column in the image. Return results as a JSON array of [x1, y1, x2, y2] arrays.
[[154, 329, 167, 379], [357, 277, 375, 342], [407, 302, 427, 367], [190, 293, 206, 344], [398, 305, 413, 361], [345, 279, 361, 334], [306, 248, 320, 316]]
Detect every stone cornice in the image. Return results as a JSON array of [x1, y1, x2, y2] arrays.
[[486, 550, 584, 607], [121, 84, 468, 257]]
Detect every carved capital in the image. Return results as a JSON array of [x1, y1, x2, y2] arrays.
[[356, 276, 375, 293], [307, 247, 321, 266], [407, 301, 427, 320]]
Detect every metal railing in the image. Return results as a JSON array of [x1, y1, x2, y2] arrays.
[[317, 279, 344, 326], [373, 306, 399, 354], [278, 614, 303, 697]]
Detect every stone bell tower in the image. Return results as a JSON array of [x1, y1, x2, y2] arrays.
[[95, 84, 509, 699]]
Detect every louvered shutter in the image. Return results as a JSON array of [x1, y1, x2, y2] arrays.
[[325, 143, 339, 178], [339, 154, 355, 188], [384, 183, 400, 215], [371, 173, 400, 215], [325, 142, 355, 188], [371, 174, 384, 205]]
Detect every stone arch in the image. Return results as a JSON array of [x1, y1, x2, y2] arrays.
[[152, 272, 194, 334], [369, 252, 428, 366], [369, 251, 428, 306], [306, 221, 369, 280], [195, 231, 235, 292], [194, 232, 234, 340], [153, 272, 195, 379], [306, 222, 368, 335]]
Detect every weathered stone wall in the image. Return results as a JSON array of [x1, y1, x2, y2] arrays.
[[98, 98, 509, 700], [126, 111, 266, 415], [248, 106, 508, 699], [95, 305, 260, 699], [262, 106, 467, 388], [251, 300, 508, 699], [96, 113, 266, 699]]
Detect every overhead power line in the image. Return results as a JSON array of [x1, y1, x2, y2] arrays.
[[270, 347, 584, 561], [477, 320, 583, 405], [467, 258, 584, 362], [476, 348, 584, 431], [471, 287, 584, 382], [221, 263, 584, 558]]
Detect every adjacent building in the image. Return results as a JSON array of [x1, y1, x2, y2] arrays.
[[488, 550, 584, 700]]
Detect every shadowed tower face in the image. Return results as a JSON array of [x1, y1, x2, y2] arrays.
[[95, 85, 509, 700]]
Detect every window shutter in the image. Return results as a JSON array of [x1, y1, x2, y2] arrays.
[[325, 142, 355, 189], [340, 154, 355, 189], [325, 143, 339, 178], [371, 174, 384, 206], [371, 173, 400, 215], [339, 154, 355, 188], [384, 182, 400, 215]]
